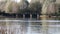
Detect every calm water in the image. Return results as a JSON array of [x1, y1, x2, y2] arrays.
[[0, 17, 60, 34]]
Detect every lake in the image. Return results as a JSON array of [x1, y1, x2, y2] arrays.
[[0, 16, 60, 34]]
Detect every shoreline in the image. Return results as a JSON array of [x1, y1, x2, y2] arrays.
[[0, 15, 60, 18]]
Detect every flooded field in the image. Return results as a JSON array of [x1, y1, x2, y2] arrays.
[[0, 16, 60, 34]]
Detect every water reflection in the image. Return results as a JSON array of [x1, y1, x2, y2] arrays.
[[40, 15, 60, 34], [0, 17, 60, 34]]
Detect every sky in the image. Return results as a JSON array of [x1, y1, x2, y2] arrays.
[[15, 0, 31, 3], [14, 0, 21, 3], [0, 0, 31, 3], [27, 0, 31, 3]]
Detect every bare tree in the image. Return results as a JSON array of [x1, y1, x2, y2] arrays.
[[41, 0, 56, 15], [4, 0, 19, 14], [0, 0, 7, 12]]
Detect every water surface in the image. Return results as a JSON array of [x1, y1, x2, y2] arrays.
[[0, 17, 60, 34]]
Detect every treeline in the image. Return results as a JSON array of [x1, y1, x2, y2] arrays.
[[0, 0, 59, 16], [0, 0, 42, 15]]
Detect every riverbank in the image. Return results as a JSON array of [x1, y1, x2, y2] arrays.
[[40, 15, 60, 18], [0, 15, 60, 18]]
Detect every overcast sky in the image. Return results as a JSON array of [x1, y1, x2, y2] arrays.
[[15, 0, 31, 3], [0, 0, 31, 3]]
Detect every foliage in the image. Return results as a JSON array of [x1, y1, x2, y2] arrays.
[[29, 2, 42, 14], [18, 1, 29, 14]]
